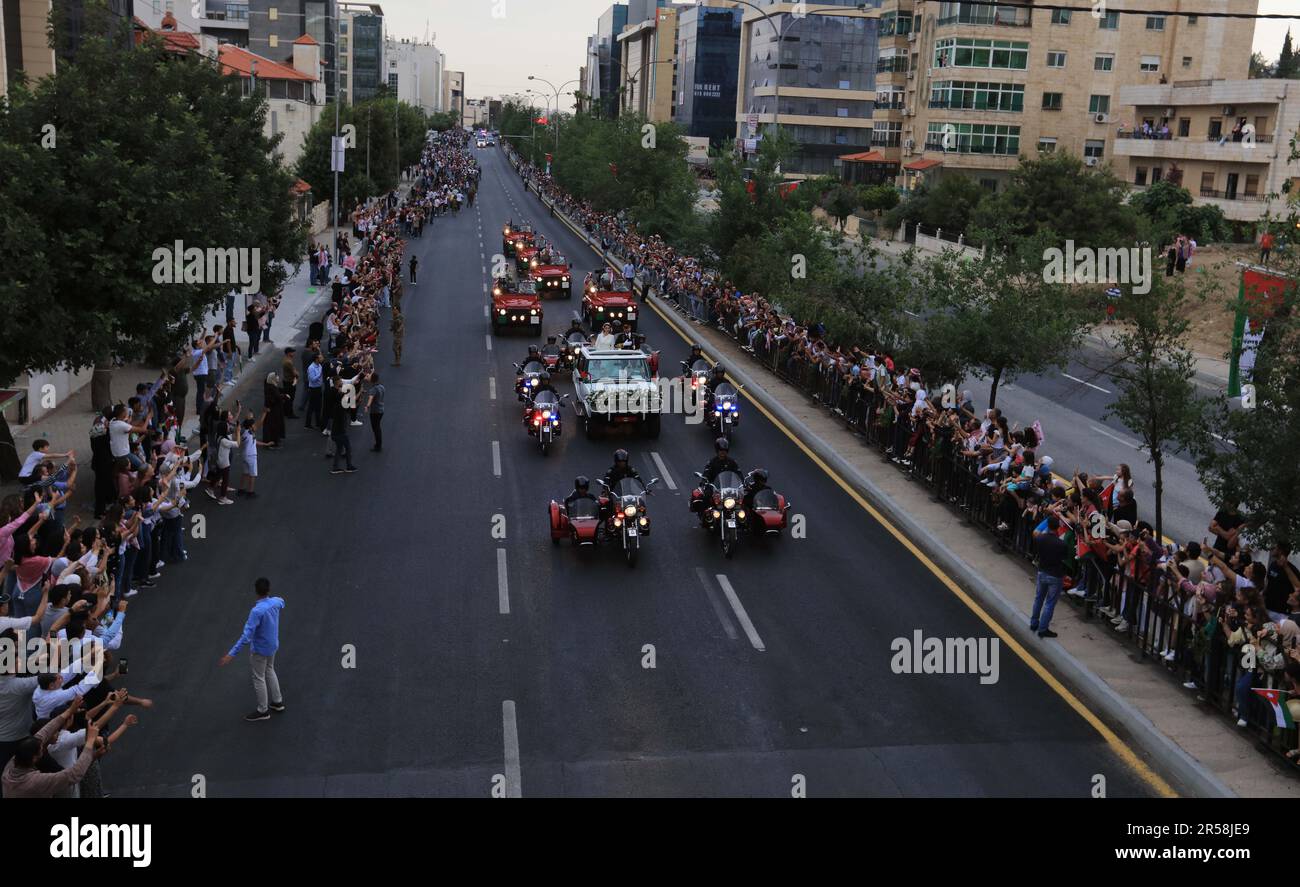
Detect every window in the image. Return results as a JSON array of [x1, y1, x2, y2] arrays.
[[1140, 55, 1160, 72], [1208, 117, 1222, 138], [1188, 15, 1198, 25], [1146, 16, 1165, 31], [1038, 136, 1057, 152], [1200, 171, 1215, 193], [925, 121, 1021, 154], [1245, 174, 1260, 196], [1041, 91, 1063, 110], [933, 38, 1029, 70], [1134, 167, 1147, 185], [979, 178, 998, 191], [936, 3, 1031, 27], [1051, 9, 1071, 25], [339, 36, 348, 53], [269, 34, 278, 48], [1182, 56, 1192, 68], [388, 73, 398, 90], [1046, 51, 1066, 68], [1178, 118, 1190, 137], [1094, 54, 1113, 72], [1098, 11, 1118, 30], [1083, 139, 1104, 159], [872, 121, 903, 146], [268, 6, 277, 20], [339, 19, 347, 34], [929, 80, 1024, 111], [1089, 94, 1110, 114], [339, 55, 347, 71]]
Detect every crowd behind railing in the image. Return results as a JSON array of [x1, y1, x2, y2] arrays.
[[506, 144, 1300, 768]]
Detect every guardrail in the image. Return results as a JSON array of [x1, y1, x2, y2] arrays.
[[503, 145, 1300, 769]]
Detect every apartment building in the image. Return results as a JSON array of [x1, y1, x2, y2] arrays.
[[618, 2, 677, 121], [443, 69, 464, 121], [247, 0, 336, 101], [384, 35, 443, 114], [888, 1, 1257, 192], [2, 0, 135, 97], [1113, 78, 1300, 221], [219, 34, 323, 165], [734, 0, 881, 177]]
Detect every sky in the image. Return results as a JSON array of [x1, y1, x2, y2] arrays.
[[374, 1, 1300, 106]]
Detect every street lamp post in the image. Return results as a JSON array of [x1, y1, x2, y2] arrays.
[[528, 75, 579, 157]]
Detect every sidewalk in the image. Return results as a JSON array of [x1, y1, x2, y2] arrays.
[[534, 183, 1299, 798]]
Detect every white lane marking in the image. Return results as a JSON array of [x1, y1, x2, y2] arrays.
[[486, 334, 493, 352], [696, 568, 738, 641], [497, 548, 511, 614], [1062, 373, 1111, 394], [483, 304, 489, 318], [489, 377, 497, 400], [502, 700, 522, 797], [716, 574, 765, 652], [483, 282, 488, 293], [492, 440, 502, 476], [1090, 424, 1142, 450], [649, 451, 677, 491]]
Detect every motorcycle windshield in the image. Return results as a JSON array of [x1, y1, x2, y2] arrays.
[[613, 478, 647, 499], [534, 392, 560, 408], [542, 346, 562, 357], [689, 360, 710, 374], [568, 499, 600, 519], [521, 361, 545, 374], [753, 488, 779, 509], [714, 383, 738, 398], [715, 471, 744, 493], [566, 334, 587, 347]]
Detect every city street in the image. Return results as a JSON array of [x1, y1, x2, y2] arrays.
[[106, 145, 1165, 798]]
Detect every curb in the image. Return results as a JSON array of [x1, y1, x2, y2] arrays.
[[527, 172, 1236, 799]]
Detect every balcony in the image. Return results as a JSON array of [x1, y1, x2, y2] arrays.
[[936, 11, 1031, 28], [1129, 182, 1272, 221], [1112, 133, 1273, 164]]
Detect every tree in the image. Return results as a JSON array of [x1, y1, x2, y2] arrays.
[[970, 152, 1137, 251], [1127, 179, 1228, 244], [860, 183, 900, 217], [1094, 276, 1207, 543], [882, 174, 987, 239], [821, 183, 860, 232], [1278, 30, 1298, 80], [1249, 52, 1274, 79], [0, 7, 305, 407], [917, 234, 1092, 408]]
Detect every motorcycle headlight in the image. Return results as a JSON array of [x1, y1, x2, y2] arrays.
[[711, 509, 721, 519], [714, 410, 721, 416], [542, 409, 551, 419], [624, 505, 636, 517], [531, 260, 538, 267], [737, 510, 746, 520], [723, 497, 736, 510], [638, 517, 648, 526], [529, 379, 537, 386], [614, 517, 623, 527]]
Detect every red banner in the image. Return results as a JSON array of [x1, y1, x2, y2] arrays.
[[1242, 268, 1291, 320]]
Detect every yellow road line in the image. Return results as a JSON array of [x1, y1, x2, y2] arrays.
[[550, 189, 1178, 798]]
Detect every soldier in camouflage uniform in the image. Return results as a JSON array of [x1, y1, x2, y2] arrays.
[[391, 309, 405, 366]]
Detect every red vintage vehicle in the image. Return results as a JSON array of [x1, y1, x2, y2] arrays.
[[515, 241, 543, 274], [530, 251, 573, 298], [491, 276, 541, 336], [581, 271, 638, 331], [503, 221, 534, 257]]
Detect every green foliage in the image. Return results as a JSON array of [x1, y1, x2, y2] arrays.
[[296, 96, 429, 214], [1127, 179, 1227, 244], [882, 175, 987, 237], [860, 183, 900, 216], [0, 13, 305, 383], [1100, 275, 1208, 542], [971, 152, 1137, 251], [1278, 30, 1298, 80]]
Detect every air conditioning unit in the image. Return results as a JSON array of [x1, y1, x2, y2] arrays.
[[907, 70, 915, 79], [1085, 157, 1099, 166], [1222, 105, 1235, 116], [1165, 107, 1176, 118], [905, 107, 915, 116], [908, 32, 918, 43], [903, 138, 915, 149], [1094, 112, 1109, 124]]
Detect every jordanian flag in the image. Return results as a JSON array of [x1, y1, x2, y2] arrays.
[[1251, 688, 1295, 728]]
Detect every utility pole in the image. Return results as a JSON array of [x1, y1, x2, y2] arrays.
[[331, 55, 341, 266]]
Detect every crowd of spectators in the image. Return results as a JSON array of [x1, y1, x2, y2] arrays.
[[511, 144, 1300, 762], [0, 127, 477, 796]]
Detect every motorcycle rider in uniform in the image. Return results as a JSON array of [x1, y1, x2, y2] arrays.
[[683, 343, 707, 371], [525, 371, 559, 427], [742, 468, 769, 514], [564, 475, 598, 510]]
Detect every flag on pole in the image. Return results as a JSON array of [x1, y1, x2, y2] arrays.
[[1251, 688, 1295, 728]]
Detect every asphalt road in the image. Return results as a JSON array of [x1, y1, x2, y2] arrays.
[[106, 146, 1164, 797]]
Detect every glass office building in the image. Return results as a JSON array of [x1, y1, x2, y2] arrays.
[[675, 4, 741, 148]]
